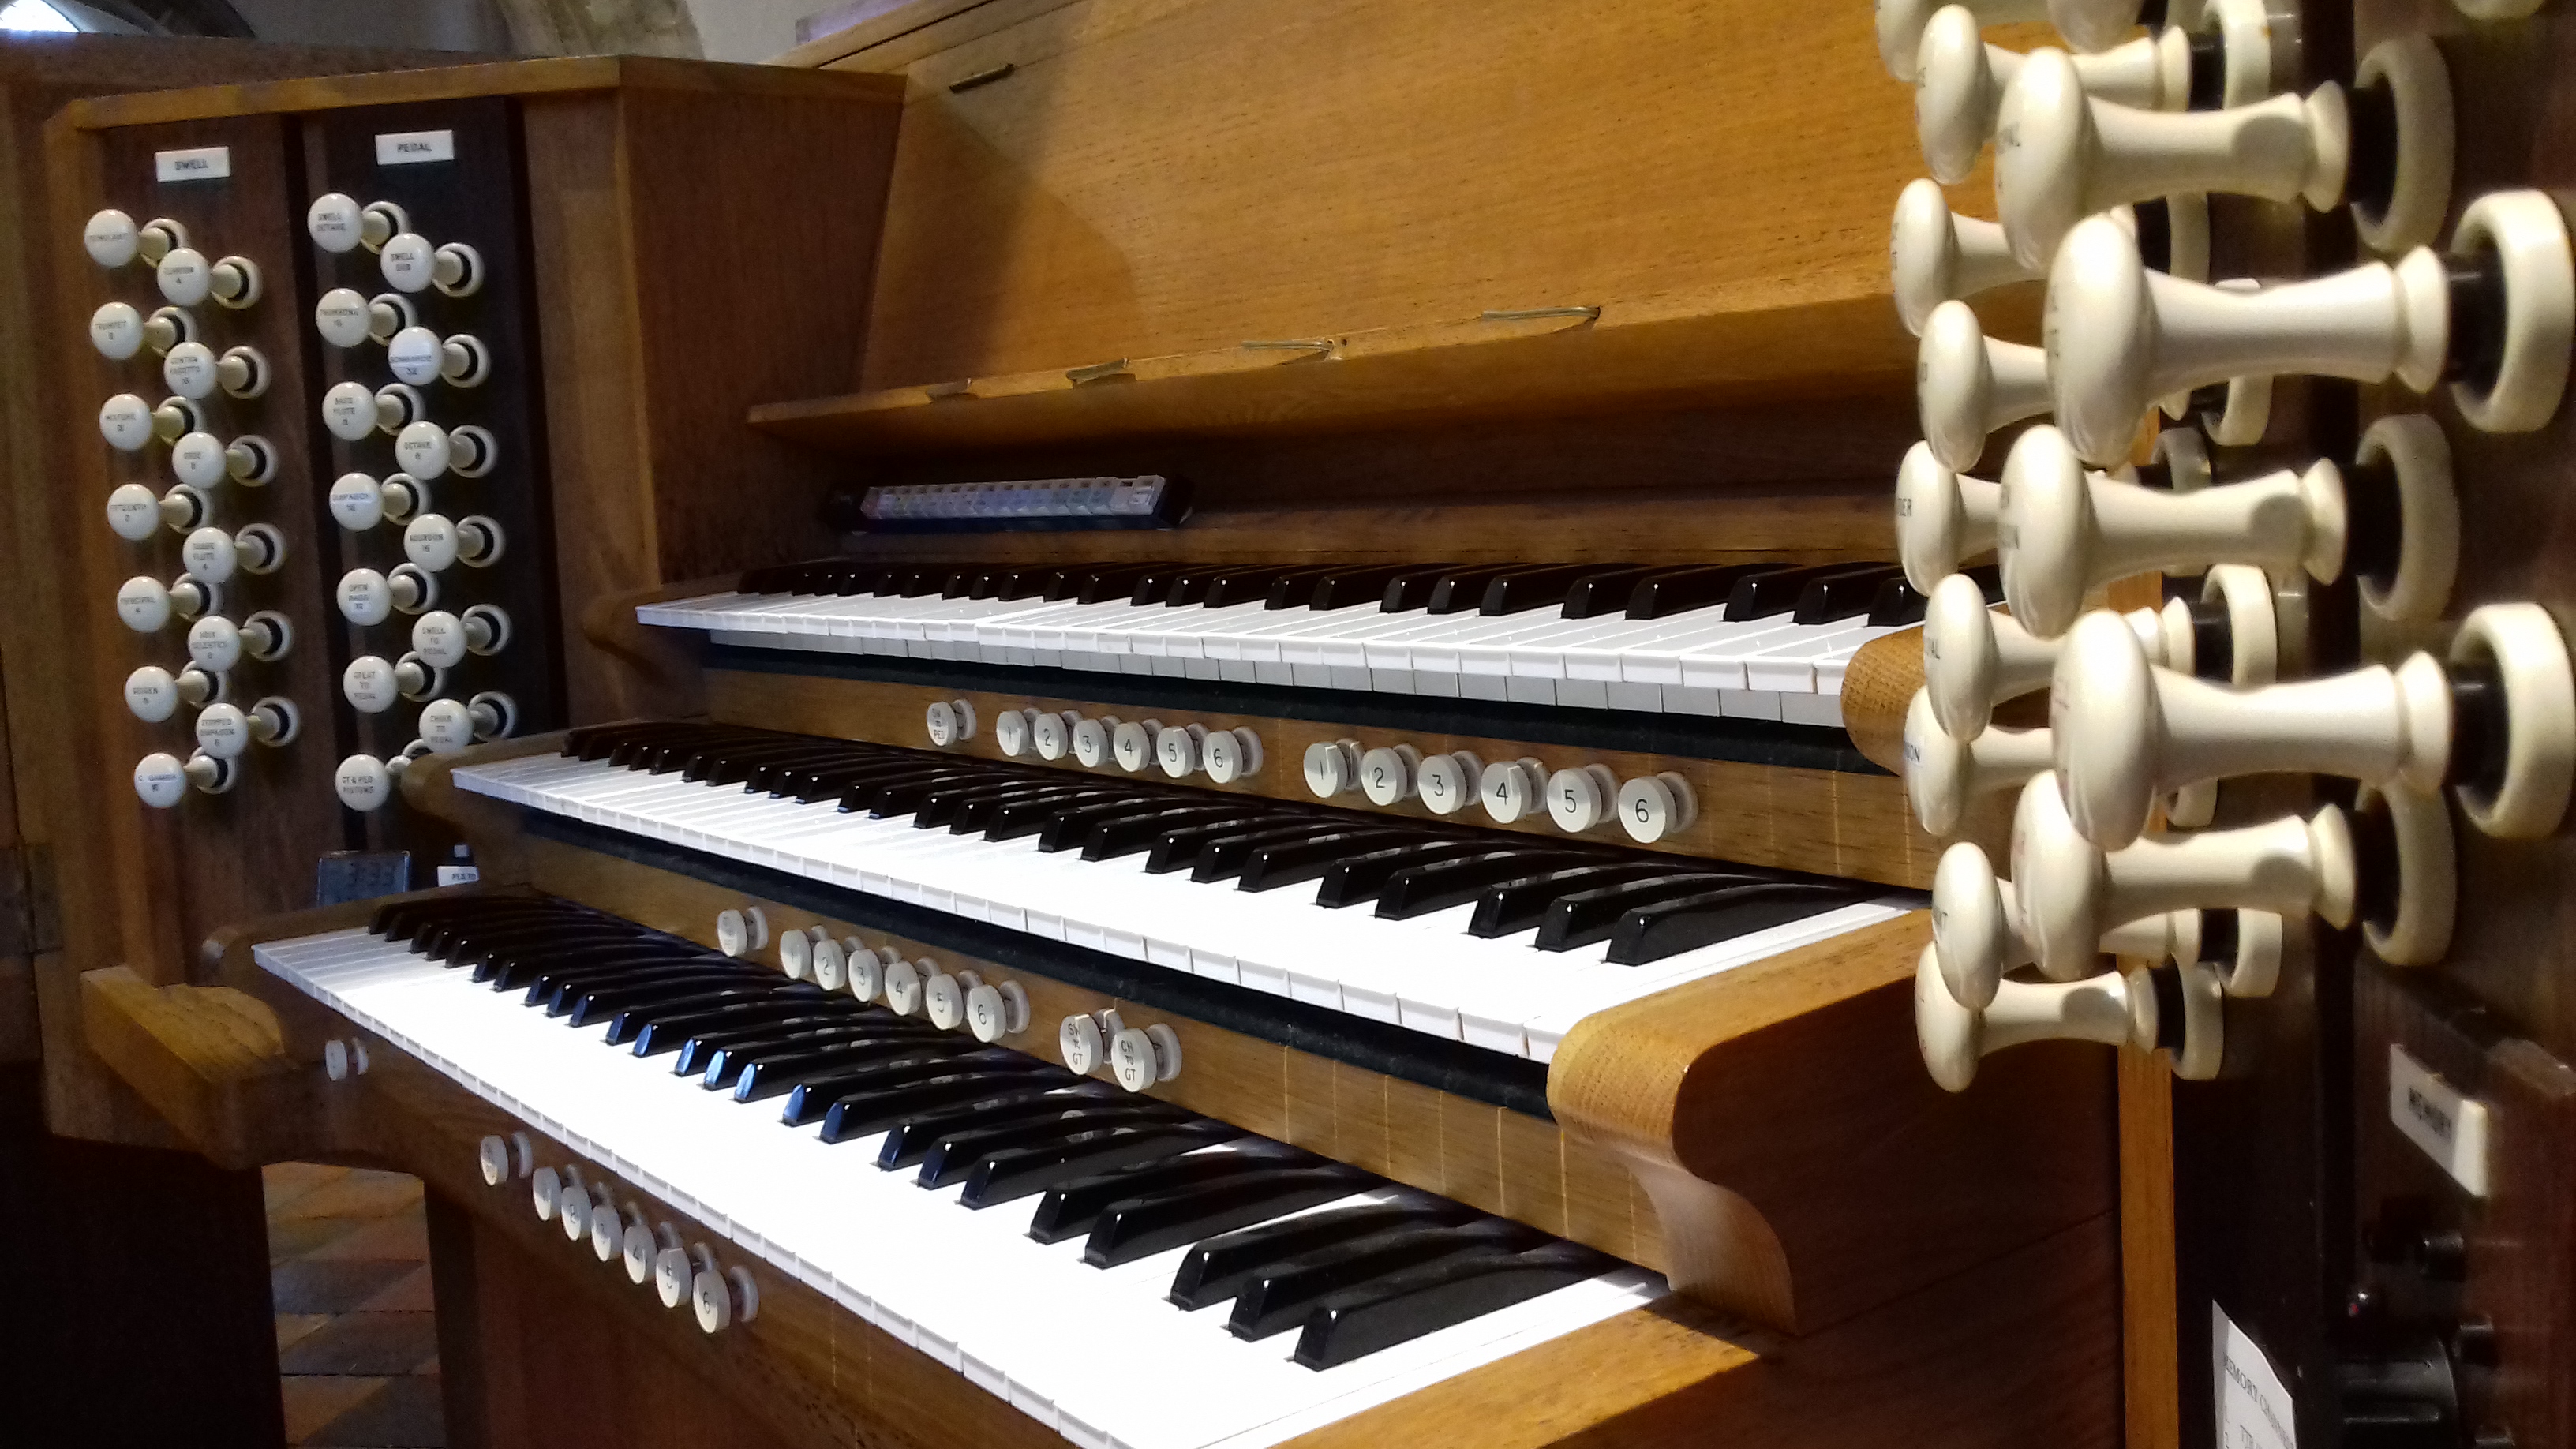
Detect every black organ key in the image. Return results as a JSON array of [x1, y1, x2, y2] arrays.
[[1313, 839, 1500, 908], [1071, 1163, 1376, 1261], [987, 788, 1148, 841], [915, 1103, 1221, 1190], [914, 776, 1047, 829], [1421, 564, 1523, 615], [1377, 564, 1471, 613], [1372, 848, 1599, 919], [1226, 1219, 1548, 1340], [608, 988, 850, 1047], [1554, 564, 1664, 619], [1468, 862, 1688, 938], [1303, 564, 1436, 612], [1076, 803, 1262, 859], [845, 767, 1002, 817], [1476, 564, 1629, 616], [814, 1063, 1082, 1141], [1294, 1241, 1616, 1369], [1200, 825, 1414, 886], [649, 1006, 869, 1065], [1533, 873, 1756, 953], [1623, 562, 1791, 620], [1168, 1200, 1478, 1310], [1127, 564, 1225, 606], [1140, 816, 1309, 875], [1788, 564, 1904, 625], [1604, 881, 1861, 966], [875, 1087, 1163, 1169], [1235, 828, 1429, 892], [1187, 564, 1316, 609], [959, 1121, 1240, 1208], [732, 1037, 1020, 1102], [789, 1051, 1066, 1128], [1024, 1141, 1327, 1243], [687, 1018, 949, 1084], [565, 975, 778, 1028], [1724, 563, 1859, 620]]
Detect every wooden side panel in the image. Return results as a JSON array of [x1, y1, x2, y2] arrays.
[[55, 112, 350, 982], [522, 76, 903, 721], [843, 0, 1923, 391]]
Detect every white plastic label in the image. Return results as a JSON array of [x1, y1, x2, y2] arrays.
[[99, 394, 154, 451], [2212, 1305, 2298, 1449], [376, 129, 455, 165], [343, 657, 399, 713], [436, 863, 481, 886], [313, 288, 372, 347], [170, 432, 227, 488], [321, 381, 377, 441], [155, 147, 230, 182], [329, 474, 385, 531], [338, 569, 394, 625], [2388, 1044, 2492, 1198], [386, 327, 443, 385], [90, 302, 141, 359]]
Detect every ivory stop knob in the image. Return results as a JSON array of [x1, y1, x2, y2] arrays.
[[1915, 943, 2222, 1091], [2010, 773, 2362, 979], [1916, 301, 2049, 471], [2045, 192, 2574, 465]]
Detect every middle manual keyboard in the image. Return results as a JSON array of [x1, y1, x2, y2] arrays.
[[451, 721, 1914, 1061], [637, 557, 1952, 725]]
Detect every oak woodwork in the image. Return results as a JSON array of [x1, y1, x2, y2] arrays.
[[395, 737, 2108, 1339], [96, 887, 2119, 1449], [1838, 627, 1919, 777], [807, 0, 1928, 401], [703, 667, 1930, 889], [1548, 910, 2115, 1334]]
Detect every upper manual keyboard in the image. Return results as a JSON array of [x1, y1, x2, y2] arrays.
[[638, 558, 1985, 727], [451, 721, 1911, 1061]]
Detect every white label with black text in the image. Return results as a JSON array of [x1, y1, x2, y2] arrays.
[[154, 147, 230, 182], [2390, 1043, 2492, 1197], [376, 129, 455, 165], [2214, 1305, 2297, 1449], [436, 864, 480, 887]]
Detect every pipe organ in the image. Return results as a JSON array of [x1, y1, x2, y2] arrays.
[[7, 2, 2576, 1446]]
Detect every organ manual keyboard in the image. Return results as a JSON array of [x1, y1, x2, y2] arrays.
[[41, 4, 2166, 1447]]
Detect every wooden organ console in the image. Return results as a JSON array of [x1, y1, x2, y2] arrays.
[[14, 0, 2576, 1446]]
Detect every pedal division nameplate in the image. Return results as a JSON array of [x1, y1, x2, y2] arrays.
[[154, 147, 230, 182], [2389, 1044, 2493, 1198], [376, 129, 456, 166]]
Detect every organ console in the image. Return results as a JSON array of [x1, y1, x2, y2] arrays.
[[14, 2, 2576, 1448]]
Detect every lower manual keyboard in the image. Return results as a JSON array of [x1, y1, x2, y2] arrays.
[[256, 895, 1662, 1449], [452, 722, 1913, 1061]]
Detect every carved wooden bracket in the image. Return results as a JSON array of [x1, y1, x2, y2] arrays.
[[1548, 911, 2115, 1337]]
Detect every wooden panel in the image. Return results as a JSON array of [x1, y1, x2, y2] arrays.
[[518, 77, 901, 721], [52, 113, 354, 981], [151, 894, 2117, 1449], [838, 0, 1926, 397], [755, 297, 1915, 451], [1548, 911, 2116, 1334], [704, 668, 1926, 887]]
